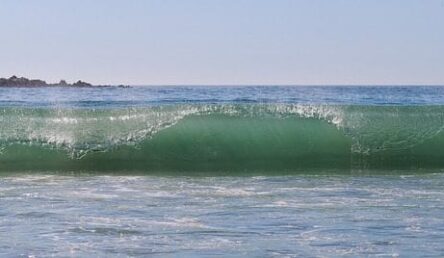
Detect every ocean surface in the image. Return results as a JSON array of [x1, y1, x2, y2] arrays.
[[1, 86, 444, 257]]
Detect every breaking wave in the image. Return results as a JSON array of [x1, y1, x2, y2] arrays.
[[1, 104, 444, 172]]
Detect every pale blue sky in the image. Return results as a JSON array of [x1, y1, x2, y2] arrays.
[[1, 0, 443, 85]]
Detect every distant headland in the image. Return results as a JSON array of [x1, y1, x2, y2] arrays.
[[0, 76, 129, 88]]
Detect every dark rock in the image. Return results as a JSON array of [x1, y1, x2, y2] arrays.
[[0, 76, 98, 88], [72, 80, 93, 87]]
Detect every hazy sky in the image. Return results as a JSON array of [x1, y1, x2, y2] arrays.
[[1, 0, 443, 85]]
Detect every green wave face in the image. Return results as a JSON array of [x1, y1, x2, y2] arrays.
[[1, 104, 444, 173]]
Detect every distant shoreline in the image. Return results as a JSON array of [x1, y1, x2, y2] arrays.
[[0, 76, 129, 88], [2, 77, 443, 88]]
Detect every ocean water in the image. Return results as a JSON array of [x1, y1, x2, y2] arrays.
[[1, 86, 444, 257]]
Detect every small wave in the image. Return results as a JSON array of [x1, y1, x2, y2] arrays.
[[0, 104, 344, 158], [1, 104, 444, 171]]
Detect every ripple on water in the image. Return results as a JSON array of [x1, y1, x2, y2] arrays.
[[1, 174, 444, 257]]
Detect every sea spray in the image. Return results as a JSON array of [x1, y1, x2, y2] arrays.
[[1, 104, 444, 172]]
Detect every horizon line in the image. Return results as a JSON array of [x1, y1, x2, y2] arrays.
[[3, 76, 444, 87], [126, 84, 444, 87]]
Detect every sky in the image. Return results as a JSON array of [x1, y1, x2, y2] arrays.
[[0, 0, 443, 85]]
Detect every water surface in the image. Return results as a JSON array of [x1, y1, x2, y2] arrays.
[[1, 86, 444, 256], [1, 174, 444, 257]]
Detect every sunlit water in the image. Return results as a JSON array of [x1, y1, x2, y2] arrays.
[[1, 174, 444, 257], [2, 86, 444, 256]]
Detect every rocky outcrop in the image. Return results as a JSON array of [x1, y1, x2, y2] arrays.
[[72, 80, 93, 87], [0, 76, 101, 87], [0, 76, 47, 87]]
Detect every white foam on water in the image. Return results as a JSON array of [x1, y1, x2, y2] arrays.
[[2, 104, 444, 158]]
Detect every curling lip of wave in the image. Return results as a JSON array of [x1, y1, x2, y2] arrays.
[[0, 104, 344, 157], [1, 104, 444, 171]]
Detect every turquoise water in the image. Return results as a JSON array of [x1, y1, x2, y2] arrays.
[[2, 104, 444, 172], [1, 86, 444, 256]]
